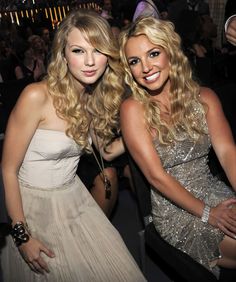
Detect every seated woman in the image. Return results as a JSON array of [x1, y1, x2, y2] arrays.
[[1, 10, 146, 281], [119, 16, 236, 276]]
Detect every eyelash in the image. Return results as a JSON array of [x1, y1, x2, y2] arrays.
[[71, 49, 102, 56], [72, 48, 83, 53], [128, 50, 161, 66], [129, 59, 138, 66], [150, 50, 160, 57]]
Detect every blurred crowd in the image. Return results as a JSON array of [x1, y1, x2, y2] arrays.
[[0, 0, 71, 10], [0, 0, 236, 133]]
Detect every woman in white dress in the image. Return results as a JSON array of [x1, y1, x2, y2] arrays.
[[1, 9, 146, 282]]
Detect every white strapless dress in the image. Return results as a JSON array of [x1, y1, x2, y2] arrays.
[[1, 129, 146, 282]]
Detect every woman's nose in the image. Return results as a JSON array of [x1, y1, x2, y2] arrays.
[[142, 60, 152, 73], [85, 53, 95, 66]]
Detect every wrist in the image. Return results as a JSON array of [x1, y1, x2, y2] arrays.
[[11, 221, 31, 247], [201, 204, 211, 223]]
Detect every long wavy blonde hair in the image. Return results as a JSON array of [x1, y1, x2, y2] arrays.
[[119, 17, 207, 144], [46, 9, 124, 152]]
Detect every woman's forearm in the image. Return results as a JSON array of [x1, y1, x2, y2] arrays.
[[102, 138, 125, 161], [2, 169, 26, 225]]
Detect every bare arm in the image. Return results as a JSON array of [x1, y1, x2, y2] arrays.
[[2, 83, 45, 224], [1, 81, 54, 273], [120, 98, 205, 217], [120, 97, 236, 237], [200, 87, 236, 190], [90, 130, 125, 162]]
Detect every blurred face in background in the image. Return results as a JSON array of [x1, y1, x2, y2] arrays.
[[201, 15, 217, 39], [41, 28, 51, 44], [103, 0, 112, 12]]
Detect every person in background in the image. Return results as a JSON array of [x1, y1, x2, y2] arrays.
[[225, 16, 236, 46], [15, 42, 46, 82], [119, 16, 236, 277], [0, 9, 146, 282], [101, 0, 114, 20], [133, 0, 160, 21], [39, 26, 53, 65], [167, 0, 209, 27], [27, 34, 47, 70], [0, 38, 20, 82], [208, 0, 227, 51], [224, 0, 236, 46], [224, 0, 236, 81], [39, 27, 51, 52]]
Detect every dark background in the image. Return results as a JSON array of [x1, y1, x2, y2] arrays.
[[110, 0, 137, 20]]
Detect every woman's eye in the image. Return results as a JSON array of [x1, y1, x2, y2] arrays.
[[94, 49, 101, 54], [72, 48, 83, 53], [128, 58, 139, 66], [150, 51, 160, 57]]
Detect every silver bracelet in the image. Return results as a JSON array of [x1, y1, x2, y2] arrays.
[[201, 204, 211, 223]]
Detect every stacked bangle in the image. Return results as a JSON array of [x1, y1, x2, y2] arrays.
[[11, 221, 31, 247], [201, 204, 211, 223]]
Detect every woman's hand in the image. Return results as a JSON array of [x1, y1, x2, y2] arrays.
[[192, 43, 207, 58], [33, 59, 46, 81], [226, 17, 236, 46], [18, 237, 55, 274], [209, 198, 236, 239]]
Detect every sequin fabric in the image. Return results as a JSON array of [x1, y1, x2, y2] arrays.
[[151, 100, 236, 271]]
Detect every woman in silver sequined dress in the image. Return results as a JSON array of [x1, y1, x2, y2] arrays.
[[119, 16, 236, 274]]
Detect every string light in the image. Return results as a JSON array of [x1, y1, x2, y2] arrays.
[[0, 2, 102, 29], [14, 11, 20, 25]]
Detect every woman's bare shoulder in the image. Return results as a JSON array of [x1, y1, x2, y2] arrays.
[[16, 80, 49, 109], [121, 97, 143, 112], [199, 86, 219, 104]]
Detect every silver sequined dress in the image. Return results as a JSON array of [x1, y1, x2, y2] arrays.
[[151, 101, 236, 271]]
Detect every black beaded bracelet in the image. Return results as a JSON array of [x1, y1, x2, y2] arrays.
[[11, 221, 30, 247]]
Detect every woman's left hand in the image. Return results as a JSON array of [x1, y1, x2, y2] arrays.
[[209, 198, 236, 239]]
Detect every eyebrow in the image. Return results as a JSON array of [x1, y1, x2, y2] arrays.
[[127, 55, 138, 61], [127, 47, 158, 60], [68, 44, 82, 48]]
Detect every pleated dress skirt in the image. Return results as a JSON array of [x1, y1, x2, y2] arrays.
[[1, 176, 146, 282]]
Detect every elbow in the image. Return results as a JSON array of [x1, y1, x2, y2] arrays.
[[149, 178, 163, 190], [145, 171, 165, 190], [101, 147, 123, 162], [102, 153, 116, 162], [1, 163, 19, 179], [143, 165, 170, 192]]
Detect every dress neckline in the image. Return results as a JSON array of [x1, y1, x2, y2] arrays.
[[36, 128, 65, 134]]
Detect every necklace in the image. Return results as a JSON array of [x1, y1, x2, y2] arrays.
[[90, 129, 112, 200]]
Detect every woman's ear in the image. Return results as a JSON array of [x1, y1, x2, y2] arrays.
[[62, 50, 67, 63]]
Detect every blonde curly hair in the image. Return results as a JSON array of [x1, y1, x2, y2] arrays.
[[119, 17, 207, 144], [46, 9, 124, 152]]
